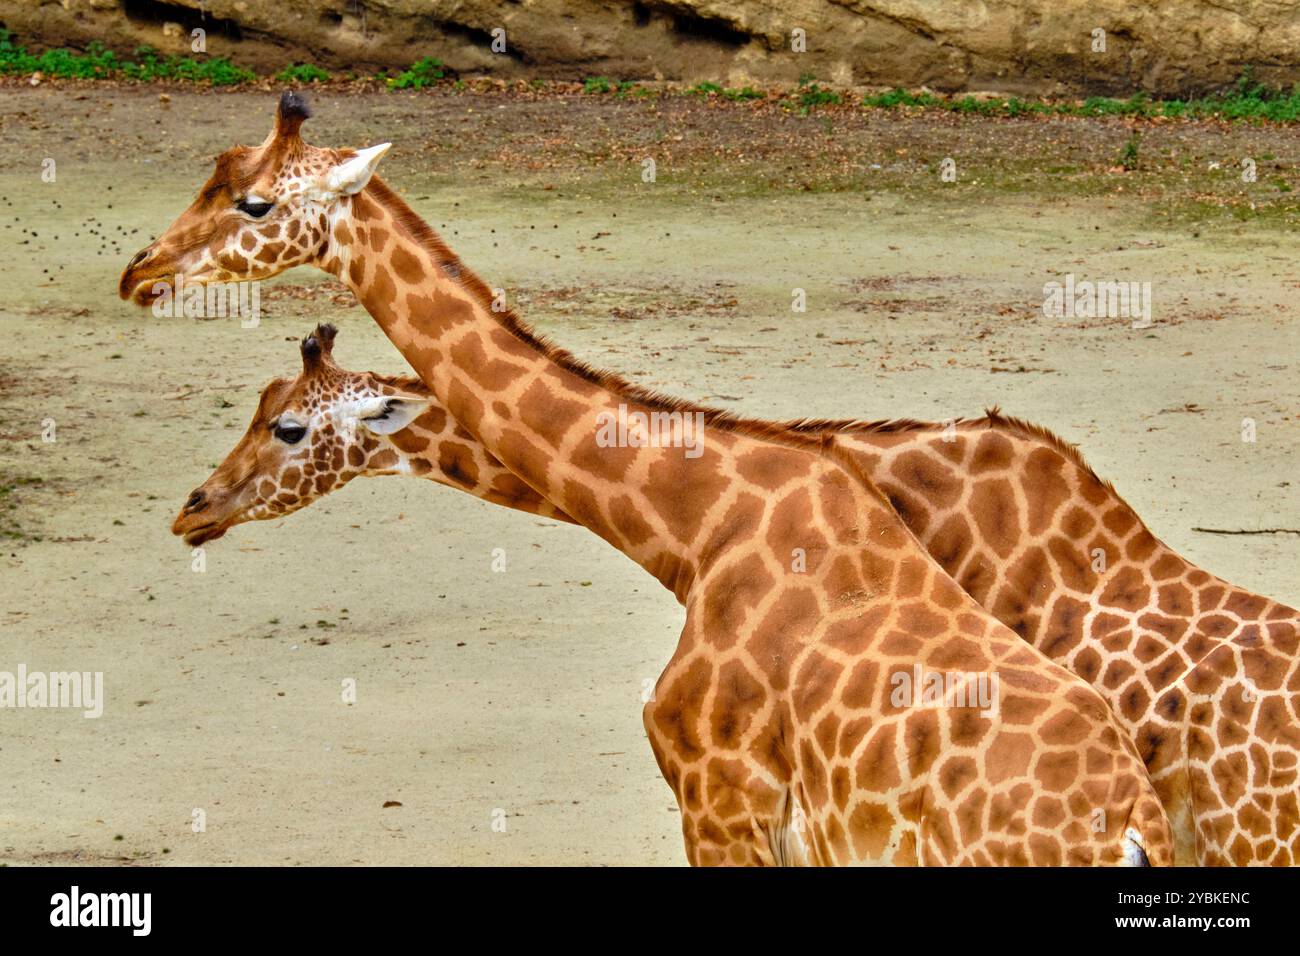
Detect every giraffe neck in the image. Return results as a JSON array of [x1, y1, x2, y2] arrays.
[[363, 376, 576, 524], [838, 425, 1300, 669], [324, 179, 755, 599]]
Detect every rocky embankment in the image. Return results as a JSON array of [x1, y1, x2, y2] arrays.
[[2, 0, 1296, 95]]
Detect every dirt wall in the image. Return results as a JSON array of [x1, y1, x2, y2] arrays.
[[3, 0, 1298, 95]]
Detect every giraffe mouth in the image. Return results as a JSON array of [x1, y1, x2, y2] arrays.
[[173, 517, 229, 547], [120, 272, 173, 307], [185, 525, 228, 546]]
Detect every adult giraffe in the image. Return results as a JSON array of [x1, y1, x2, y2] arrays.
[[175, 321, 1300, 867], [121, 94, 1173, 867]]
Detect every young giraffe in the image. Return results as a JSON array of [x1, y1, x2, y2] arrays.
[[126, 94, 1175, 867], [177, 323, 1300, 866]]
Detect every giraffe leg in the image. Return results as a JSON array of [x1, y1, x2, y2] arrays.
[[1185, 640, 1300, 865], [641, 632, 808, 866], [1119, 790, 1172, 866], [1138, 707, 1199, 865], [642, 694, 794, 866], [768, 786, 815, 866]]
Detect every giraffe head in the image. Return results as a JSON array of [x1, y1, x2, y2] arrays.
[[171, 323, 431, 546], [119, 92, 390, 305]]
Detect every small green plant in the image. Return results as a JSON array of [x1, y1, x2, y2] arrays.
[[795, 76, 841, 112], [1003, 97, 1044, 117], [1118, 133, 1141, 171], [951, 95, 1002, 116], [386, 56, 446, 90], [583, 75, 613, 94], [687, 81, 723, 97], [862, 88, 941, 109], [276, 63, 330, 84], [163, 56, 256, 85], [686, 81, 762, 101]]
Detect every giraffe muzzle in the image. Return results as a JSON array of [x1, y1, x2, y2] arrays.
[[171, 488, 231, 545], [118, 246, 167, 304]]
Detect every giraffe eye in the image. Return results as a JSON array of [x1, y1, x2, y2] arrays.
[[237, 198, 274, 218], [274, 423, 306, 444]]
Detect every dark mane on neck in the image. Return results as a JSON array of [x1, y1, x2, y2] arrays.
[[370, 379, 1111, 514], [358, 177, 1121, 492], [362, 176, 830, 450]]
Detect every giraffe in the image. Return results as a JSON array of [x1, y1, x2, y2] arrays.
[[179, 322, 1300, 866], [126, 93, 1175, 866]]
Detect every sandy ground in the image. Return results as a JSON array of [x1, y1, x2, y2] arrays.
[[0, 88, 1296, 865]]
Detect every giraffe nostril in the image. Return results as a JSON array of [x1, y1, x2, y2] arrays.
[[128, 248, 150, 269], [185, 490, 207, 512]]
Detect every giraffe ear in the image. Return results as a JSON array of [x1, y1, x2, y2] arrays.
[[322, 143, 392, 198], [355, 394, 428, 435]]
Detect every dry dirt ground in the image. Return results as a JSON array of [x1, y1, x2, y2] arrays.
[[0, 87, 1296, 865]]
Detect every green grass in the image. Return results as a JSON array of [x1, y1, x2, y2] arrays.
[[578, 76, 640, 96], [0, 32, 255, 84], [862, 88, 944, 110], [125, 48, 256, 85], [862, 72, 1300, 122], [276, 63, 330, 84], [687, 81, 764, 101], [384, 56, 445, 90], [794, 75, 842, 112]]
